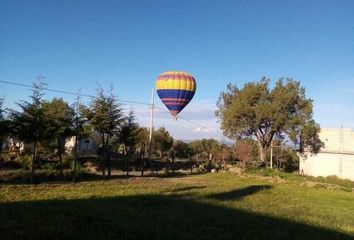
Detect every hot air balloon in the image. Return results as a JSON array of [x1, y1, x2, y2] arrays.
[[156, 71, 197, 119]]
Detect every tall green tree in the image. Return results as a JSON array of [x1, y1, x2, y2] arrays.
[[9, 80, 47, 183], [120, 110, 139, 156], [43, 98, 75, 176], [86, 86, 124, 178], [119, 110, 139, 175], [135, 126, 149, 158], [153, 126, 173, 158], [216, 78, 323, 165], [134, 126, 150, 176]]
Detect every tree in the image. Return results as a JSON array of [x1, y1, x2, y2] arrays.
[[135, 127, 149, 158], [216, 78, 323, 166], [9, 80, 47, 183], [119, 110, 139, 175], [233, 139, 258, 171], [71, 95, 89, 181], [0, 97, 9, 160], [43, 98, 75, 176], [172, 140, 193, 173], [172, 140, 191, 159], [153, 126, 173, 158], [132, 126, 150, 176], [216, 143, 233, 163], [86, 86, 124, 178], [189, 140, 206, 161], [120, 110, 139, 155], [189, 138, 220, 161]]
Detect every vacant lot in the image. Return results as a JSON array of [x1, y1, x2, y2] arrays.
[[1, 173, 353, 240]]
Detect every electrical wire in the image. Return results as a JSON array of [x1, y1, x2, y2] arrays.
[[0, 79, 224, 136], [0, 80, 151, 106]]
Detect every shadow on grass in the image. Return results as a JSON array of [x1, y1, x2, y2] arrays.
[[207, 185, 272, 201], [0, 170, 207, 185], [169, 186, 207, 193], [1, 189, 352, 240]]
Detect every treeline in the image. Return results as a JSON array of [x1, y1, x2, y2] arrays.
[[0, 79, 302, 184], [0, 81, 231, 183]]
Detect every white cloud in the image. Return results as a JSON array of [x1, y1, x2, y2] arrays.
[[120, 99, 228, 141], [193, 127, 216, 133]]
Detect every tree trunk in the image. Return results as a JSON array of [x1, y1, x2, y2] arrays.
[[57, 138, 63, 176], [141, 144, 146, 176], [101, 134, 106, 178], [172, 155, 175, 174], [141, 158, 145, 176], [73, 136, 78, 182], [126, 156, 129, 176], [189, 154, 193, 174], [58, 152, 63, 176], [258, 142, 266, 165], [126, 146, 130, 176], [0, 140, 3, 160], [106, 135, 111, 178], [31, 141, 37, 184]]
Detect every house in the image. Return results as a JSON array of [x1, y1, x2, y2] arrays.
[[299, 127, 354, 181], [65, 137, 98, 155]]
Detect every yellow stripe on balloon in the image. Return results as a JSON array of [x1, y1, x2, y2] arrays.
[[156, 79, 196, 91]]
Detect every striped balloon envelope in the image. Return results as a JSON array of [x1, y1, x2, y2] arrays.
[[156, 71, 197, 119]]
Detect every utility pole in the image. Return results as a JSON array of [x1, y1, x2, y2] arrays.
[[142, 88, 154, 176]]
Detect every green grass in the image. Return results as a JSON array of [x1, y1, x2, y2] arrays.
[[1, 173, 353, 240]]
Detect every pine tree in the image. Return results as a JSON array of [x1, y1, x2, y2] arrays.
[[9, 79, 47, 183]]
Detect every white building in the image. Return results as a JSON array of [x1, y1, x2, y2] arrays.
[[65, 137, 98, 155], [299, 127, 354, 181]]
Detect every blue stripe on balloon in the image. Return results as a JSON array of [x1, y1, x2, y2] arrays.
[[156, 89, 195, 100], [157, 89, 195, 114]]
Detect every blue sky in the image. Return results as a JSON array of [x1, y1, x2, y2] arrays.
[[1, 0, 354, 140]]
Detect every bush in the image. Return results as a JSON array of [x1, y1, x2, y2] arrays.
[[305, 175, 354, 189], [281, 149, 299, 172], [162, 167, 171, 176], [326, 175, 354, 188], [0, 169, 98, 184], [41, 162, 59, 171], [195, 164, 207, 173], [63, 155, 73, 167], [18, 155, 32, 170], [0, 160, 22, 170], [211, 162, 222, 171]]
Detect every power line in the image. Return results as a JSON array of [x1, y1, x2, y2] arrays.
[[154, 105, 225, 138], [0, 79, 224, 137], [0, 79, 150, 106], [155, 105, 216, 131]]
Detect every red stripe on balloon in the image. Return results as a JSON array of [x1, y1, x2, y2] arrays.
[[163, 102, 187, 106], [160, 98, 190, 102]]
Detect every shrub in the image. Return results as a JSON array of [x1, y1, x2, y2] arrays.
[[162, 167, 171, 176], [41, 162, 59, 171], [18, 155, 32, 170]]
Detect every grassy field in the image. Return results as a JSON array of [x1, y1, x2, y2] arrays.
[[1, 173, 353, 240]]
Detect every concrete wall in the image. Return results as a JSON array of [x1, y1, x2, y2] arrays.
[[299, 128, 354, 181]]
